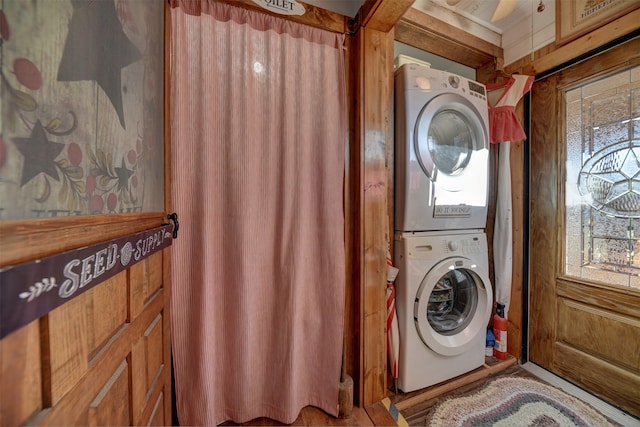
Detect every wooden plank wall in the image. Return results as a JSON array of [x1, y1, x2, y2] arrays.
[[0, 217, 173, 427], [360, 26, 394, 406], [348, 0, 414, 406]]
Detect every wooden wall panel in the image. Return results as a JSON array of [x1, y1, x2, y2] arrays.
[[344, 31, 361, 406], [528, 75, 559, 368], [0, 242, 171, 426], [144, 315, 165, 391], [44, 294, 91, 405], [0, 323, 42, 427], [147, 251, 164, 299], [558, 299, 640, 372], [43, 271, 129, 405], [88, 361, 131, 426], [356, 26, 395, 406], [90, 274, 128, 357], [148, 392, 166, 426], [554, 343, 640, 415], [129, 252, 164, 319], [131, 335, 148, 424], [557, 280, 640, 319]]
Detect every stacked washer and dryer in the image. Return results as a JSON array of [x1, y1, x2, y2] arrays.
[[393, 63, 494, 393]]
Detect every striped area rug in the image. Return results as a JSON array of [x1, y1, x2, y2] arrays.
[[424, 377, 619, 426]]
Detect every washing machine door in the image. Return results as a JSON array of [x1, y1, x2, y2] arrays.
[[414, 257, 491, 356], [413, 92, 488, 192]]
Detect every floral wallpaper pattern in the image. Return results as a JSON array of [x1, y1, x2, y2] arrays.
[[0, 0, 164, 220]]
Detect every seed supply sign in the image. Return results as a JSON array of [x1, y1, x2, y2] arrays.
[[0, 224, 174, 339]]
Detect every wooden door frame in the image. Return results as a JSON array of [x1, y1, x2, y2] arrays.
[[528, 37, 640, 415], [530, 36, 640, 365], [0, 4, 174, 425]]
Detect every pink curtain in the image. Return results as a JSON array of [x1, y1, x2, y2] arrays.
[[169, 2, 346, 425]]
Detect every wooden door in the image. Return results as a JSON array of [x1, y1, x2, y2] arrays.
[[0, 217, 173, 426], [0, 2, 172, 425], [529, 38, 640, 417]]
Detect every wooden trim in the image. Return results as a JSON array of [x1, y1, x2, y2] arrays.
[[0, 215, 165, 267], [358, 0, 414, 33], [557, 280, 640, 320], [164, 2, 173, 217], [344, 33, 361, 406], [528, 73, 560, 368], [351, 25, 394, 407], [395, 8, 502, 69], [364, 400, 398, 426], [0, 212, 164, 237], [553, 343, 640, 415], [161, 247, 173, 424]]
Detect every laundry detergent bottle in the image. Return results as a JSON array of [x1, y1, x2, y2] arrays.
[[493, 303, 508, 360]]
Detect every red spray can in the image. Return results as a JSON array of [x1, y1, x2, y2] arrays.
[[493, 303, 508, 360]]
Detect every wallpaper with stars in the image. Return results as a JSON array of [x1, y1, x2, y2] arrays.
[[0, 0, 164, 220]]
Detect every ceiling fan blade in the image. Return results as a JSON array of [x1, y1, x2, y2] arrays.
[[491, 0, 517, 22], [446, 0, 463, 5]]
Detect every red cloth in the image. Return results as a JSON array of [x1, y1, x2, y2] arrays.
[[486, 75, 534, 144]]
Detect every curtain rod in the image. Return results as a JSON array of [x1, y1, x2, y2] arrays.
[[170, 0, 362, 36]]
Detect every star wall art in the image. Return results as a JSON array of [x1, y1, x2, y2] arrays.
[[0, 0, 165, 220], [57, 0, 142, 129]]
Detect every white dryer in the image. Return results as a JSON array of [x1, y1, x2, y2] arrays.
[[394, 230, 493, 393], [395, 65, 490, 232]]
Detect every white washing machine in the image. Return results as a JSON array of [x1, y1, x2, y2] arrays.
[[394, 230, 493, 393], [395, 64, 490, 232]]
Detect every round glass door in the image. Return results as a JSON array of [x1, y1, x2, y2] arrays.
[[427, 268, 478, 335], [414, 93, 487, 184], [427, 111, 473, 176], [414, 257, 492, 356]]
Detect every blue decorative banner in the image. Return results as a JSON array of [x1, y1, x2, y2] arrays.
[[0, 224, 174, 339]]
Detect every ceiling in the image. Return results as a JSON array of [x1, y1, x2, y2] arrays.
[[302, 0, 536, 34]]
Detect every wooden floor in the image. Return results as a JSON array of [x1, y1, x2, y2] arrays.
[[221, 355, 518, 426], [220, 406, 376, 427]]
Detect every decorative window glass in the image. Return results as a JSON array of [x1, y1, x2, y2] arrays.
[[564, 66, 640, 290], [0, 0, 164, 220]]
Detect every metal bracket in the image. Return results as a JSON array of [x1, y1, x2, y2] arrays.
[[167, 213, 179, 239], [346, 13, 361, 36]]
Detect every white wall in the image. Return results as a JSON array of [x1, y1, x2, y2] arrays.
[[304, 0, 557, 69], [502, 0, 555, 66], [394, 41, 476, 80]]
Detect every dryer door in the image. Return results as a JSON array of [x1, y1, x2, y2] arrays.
[[414, 257, 492, 356], [413, 93, 488, 193]]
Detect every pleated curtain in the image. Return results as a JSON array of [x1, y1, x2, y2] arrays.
[[169, 2, 347, 424]]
